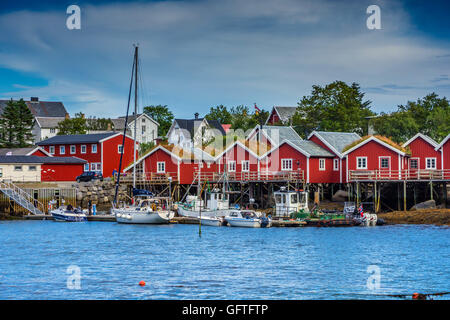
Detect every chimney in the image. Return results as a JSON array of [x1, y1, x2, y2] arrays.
[[194, 112, 199, 120], [65, 112, 70, 120], [107, 122, 112, 131], [81, 113, 85, 119], [30, 97, 39, 103]]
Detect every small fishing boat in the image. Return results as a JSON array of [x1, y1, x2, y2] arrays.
[[199, 216, 227, 227], [51, 205, 87, 222], [177, 190, 231, 218], [226, 210, 272, 228]]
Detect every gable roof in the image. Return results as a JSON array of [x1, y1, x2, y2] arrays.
[[0, 99, 67, 118], [0, 155, 86, 164], [0, 147, 51, 156], [36, 132, 118, 146], [170, 118, 226, 138], [35, 117, 66, 129], [266, 106, 297, 124], [435, 134, 450, 150], [342, 135, 407, 156], [308, 131, 361, 157], [402, 133, 439, 148], [117, 113, 159, 126]]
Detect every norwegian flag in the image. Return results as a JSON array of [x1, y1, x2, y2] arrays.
[[254, 103, 261, 114], [358, 204, 364, 217]]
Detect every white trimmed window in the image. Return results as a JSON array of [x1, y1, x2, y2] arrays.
[[333, 158, 339, 171], [28, 166, 37, 171], [118, 145, 123, 154], [281, 159, 292, 171], [241, 160, 250, 172], [319, 158, 326, 171], [228, 161, 236, 172], [84, 163, 89, 172], [157, 161, 166, 173], [50, 128, 56, 133], [49, 146, 55, 155], [380, 157, 390, 169], [356, 157, 367, 170], [81, 145, 87, 154], [410, 158, 419, 169], [91, 144, 97, 153], [91, 163, 101, 172], [60, 146, 65, 155], [70, 145, 76, 154], [14, 166, 22, 171], [426, 158, 436, 170]]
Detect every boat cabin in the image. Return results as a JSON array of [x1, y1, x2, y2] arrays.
[[274, 187, 309, 217], [205, 190, 229, 210]]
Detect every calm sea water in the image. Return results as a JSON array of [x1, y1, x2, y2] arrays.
[[0, 220, 449, 300]]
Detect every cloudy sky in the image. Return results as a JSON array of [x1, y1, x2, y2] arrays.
[[0, 0, 449, 118]]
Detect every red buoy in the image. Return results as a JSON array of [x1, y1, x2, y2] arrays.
[[139, 280, 146, 287]]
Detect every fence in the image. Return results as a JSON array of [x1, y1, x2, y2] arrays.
[[349, 169, 450, 181]]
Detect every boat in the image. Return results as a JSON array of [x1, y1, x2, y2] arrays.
[[111, 45, 175, 224], [51, 205, 87, 222], [114, 196, 174, 224], [225, 210, 272, 228], [177, 189, 231, 218], [273, 187, 309, 217], [199, 216, 227, 227]]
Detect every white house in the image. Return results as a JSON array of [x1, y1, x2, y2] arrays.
[[32, 117, 66, 143]]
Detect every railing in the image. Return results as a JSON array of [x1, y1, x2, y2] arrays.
[[0, 180, 46, 215], [115, 172, 178, 183], [349, 169, 450, 181], [195, 170, 304, 183]]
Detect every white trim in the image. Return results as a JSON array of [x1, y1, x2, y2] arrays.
[[306, 157, 310, 183], [402, 133, 439, 148], [49, 146, 55, 155], [157, 161, 166, 173], [307, 131, 348, 158], [281, 158, 293, 171], [59, 145, 65, 155], [70, 145, 76, 154], [81, 145, 87, 154], [342, 136, 406, 156], [333, 158, 339, 171], [425, 157, 437, 170], [260, 139, 311, 160], [228, 160, 236, 172], [177, 161, 180, 181], [434, 134, 450, 150], [91, 144, 98, 154], [213, 141, 260, 162], [356, 156, 368, 170], [441, 147, 444, 170], [241, 160, 250, 172], [319, 158, 326, 171], [409, 157, 419, 170], [339, 158, 342, 183], [25, 146, 52, 157], [123, 145, 182, 172], [378, 156, 391, 169], [117, 145, 123, 154]]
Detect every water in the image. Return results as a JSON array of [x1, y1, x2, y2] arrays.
[[0, 220, 449, 300]]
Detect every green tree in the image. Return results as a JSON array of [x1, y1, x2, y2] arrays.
[[0, 99, 34, 147], [205, 105, 233, 124], [143, 105, 174, 137], [1, 99, 18, 147], [292, 81, 374, 137], [372, 93, 450, 143], [57, 112, 87, 135]]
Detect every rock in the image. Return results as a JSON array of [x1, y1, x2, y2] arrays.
[[411, 200, 436, 211], [332, 190, 348, 202], [76, 192, 83, 201]]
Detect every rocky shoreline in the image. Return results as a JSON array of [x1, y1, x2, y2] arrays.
[[73, 179, 129, 210], [378, 209, 450, 226]]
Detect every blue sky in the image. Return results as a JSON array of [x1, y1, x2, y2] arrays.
[[0, 0, 449, 118]]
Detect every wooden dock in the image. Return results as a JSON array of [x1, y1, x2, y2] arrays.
[[22, 214, 116, 222]]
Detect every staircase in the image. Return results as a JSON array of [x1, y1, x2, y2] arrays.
[[0, 181, 45, 215]]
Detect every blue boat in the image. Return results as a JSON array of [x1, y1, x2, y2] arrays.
[[51, 206, 88, 222]]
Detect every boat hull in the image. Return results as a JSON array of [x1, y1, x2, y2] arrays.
[[226, 218, 263, 228], [177, 205, 229, 218], [200, 217, 226, 227], [114, 209, 174, 224], [51, 211, 87, 222]]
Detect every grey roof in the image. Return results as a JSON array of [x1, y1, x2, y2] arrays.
[[0, 99, 68, 117], [261, 125, 302, 145], [35, 117, 66, 128], [290, 140, 334, 157], [0, 155, 85, 164], [0, 147, 47, 156], [36, 132, 117, 146], [312, 131, 361, 155], [174, 118, 226, 137], [274, 106, 297, 123]]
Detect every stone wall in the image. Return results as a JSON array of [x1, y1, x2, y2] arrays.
[[74, 179, 129, 209]]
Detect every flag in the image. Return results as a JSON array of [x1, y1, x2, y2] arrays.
[[358, 204, 364, 217], [254, 103, 261, 115]]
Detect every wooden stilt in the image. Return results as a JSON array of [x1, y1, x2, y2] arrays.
[[430, 181, 433, 201], [403, 181, 407, 212]]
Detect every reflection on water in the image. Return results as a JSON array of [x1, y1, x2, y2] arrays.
[[0, 221, 448, 300]]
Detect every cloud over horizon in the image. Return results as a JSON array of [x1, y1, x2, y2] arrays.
[[0, 0, 449, 118]]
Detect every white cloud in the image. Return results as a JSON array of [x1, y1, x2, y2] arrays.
[[0, 0, 449, 117]]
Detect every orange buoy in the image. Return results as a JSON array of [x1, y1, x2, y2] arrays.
[[139, 280, 146, 287], [412, 293, 419, 299]]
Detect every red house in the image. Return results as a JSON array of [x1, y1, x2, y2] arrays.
[[265, 106, 297, 125], [342, 136, 409, 181], [435, 134, 450, 173], [41, 157, 87, 181], [402, 133, 441, 173], [36, 132, 137, 177]]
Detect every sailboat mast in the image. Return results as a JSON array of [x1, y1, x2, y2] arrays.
[[133, 46, 138, 189]]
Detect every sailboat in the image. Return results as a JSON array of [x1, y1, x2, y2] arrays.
[[112, 45, 174, 224]]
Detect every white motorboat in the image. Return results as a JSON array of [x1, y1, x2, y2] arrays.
[[177, 190, 231, 218], [225, 210, 272, 228], [273, 187, 309, 218], [113, 196, 174, 224], [199, 216, 227, 227], [51, 205, 87, 222]]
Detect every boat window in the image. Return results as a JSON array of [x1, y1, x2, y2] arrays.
[[275, 194, 281, 204], [299, 193, 306, 203], [282, 194, 286, 204], [291, 194, 298, 204]]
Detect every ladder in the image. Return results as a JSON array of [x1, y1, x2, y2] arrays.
[[0, 180, 45, 215]]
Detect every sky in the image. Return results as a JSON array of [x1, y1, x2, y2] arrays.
[[0, 0, 449, 118]]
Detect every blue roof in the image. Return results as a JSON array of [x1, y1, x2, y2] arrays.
[[36, 133, 117, 146]]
